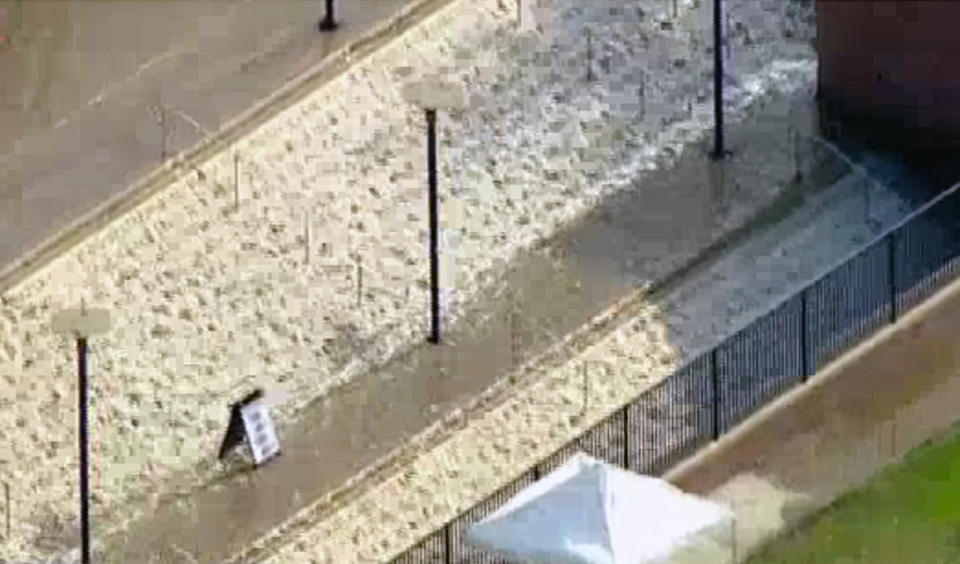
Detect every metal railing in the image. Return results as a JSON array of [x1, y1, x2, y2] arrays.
[[390, 179, 960, 564]]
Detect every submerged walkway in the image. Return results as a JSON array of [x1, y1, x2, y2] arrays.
[[248, 144, 928, 563], [98, 81, 837, 563]]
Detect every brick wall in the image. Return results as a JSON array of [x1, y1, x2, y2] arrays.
[[816, 0, 960, 153]]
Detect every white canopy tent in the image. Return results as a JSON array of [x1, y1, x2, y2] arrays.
[[464, 453, 736, 564]]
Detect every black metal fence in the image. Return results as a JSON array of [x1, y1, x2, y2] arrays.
[[390, 181, 960, 564]]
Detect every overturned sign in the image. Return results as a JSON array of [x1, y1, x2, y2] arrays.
[[218, 388, 282, 467]]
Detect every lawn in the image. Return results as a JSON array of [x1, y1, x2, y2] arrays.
[[746, 419, 960, 563]]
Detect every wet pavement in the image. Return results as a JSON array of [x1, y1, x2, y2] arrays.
[[91, 81, 846, 564], [0, 0, 428, 283]]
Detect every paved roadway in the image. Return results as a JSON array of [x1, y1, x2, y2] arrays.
[[0, 0, 417, 280]]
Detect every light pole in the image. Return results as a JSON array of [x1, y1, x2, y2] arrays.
[[712, 0, 727, 160], [318, 0, 338, 32], [51, 306, 112, 564], [401, 77, 465, 345]]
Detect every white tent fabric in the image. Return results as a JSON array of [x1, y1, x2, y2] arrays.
[[464, 453, 735, 564]]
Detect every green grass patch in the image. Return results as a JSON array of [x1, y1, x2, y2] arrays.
[[746, 420, 960, 564]]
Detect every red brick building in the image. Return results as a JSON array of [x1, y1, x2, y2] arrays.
[[816, 0, 960, 154]]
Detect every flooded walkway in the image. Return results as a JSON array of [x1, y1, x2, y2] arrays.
[[97, 79, 842, 564]]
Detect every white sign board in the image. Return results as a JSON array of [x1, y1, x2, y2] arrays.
[[240, 399, 281, 466]]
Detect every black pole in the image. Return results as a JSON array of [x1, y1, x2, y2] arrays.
[[622, 405, 630, 471], [78, 337, 91, 564], [888, 232, 898, 323], [444, 523, 452, 564], [318, 0, 338, 32], [800, 290, 809, 382], [427, 109, 440, 344], [586, 28, 594, 82], [711, 348, 720, 440], [712, 0, 725, 160]]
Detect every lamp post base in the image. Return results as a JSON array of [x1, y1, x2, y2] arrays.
[[318, 17, 338, 32], [711, 148, 732, 161]]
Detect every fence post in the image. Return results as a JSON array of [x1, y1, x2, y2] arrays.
[[510, 294, 522, 369], [622, 404, 630, 471], [888, 231, 898, 323], [303, 210, 311, 265], [585, 27, 594, 82], [640, 71, 646, 120], [159, 105, 168, 160], [3, 481, 8, 540], [711, 349, 720, 440], [800, 290, 809, 382], [234, 154, 241, 211], [444, 523, 452, 564], [357, 254, 363, 309], [581, 361, 589, 416]]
